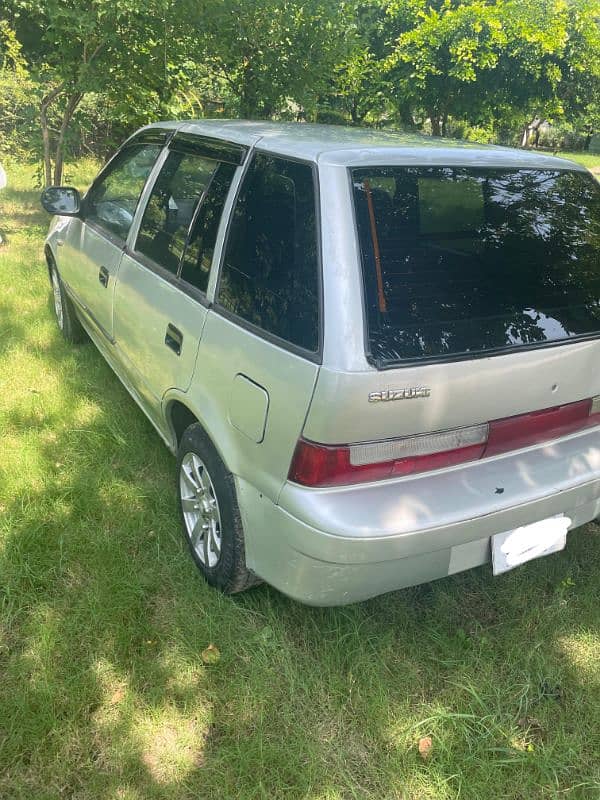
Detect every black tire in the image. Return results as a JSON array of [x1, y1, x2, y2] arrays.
[[176, 423, 262, 595], [49, 261, 87, 343]]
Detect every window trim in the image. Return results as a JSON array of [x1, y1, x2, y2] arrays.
[[212, 148, 324, 365], [176, 161, 222, 297], [130, 150, 239, 301], [123, 244, 211, 308], [170, 132, 248, 166], [348, 164, 600, 370]]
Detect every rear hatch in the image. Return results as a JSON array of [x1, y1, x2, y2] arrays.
[[293, 162, 600, 487]]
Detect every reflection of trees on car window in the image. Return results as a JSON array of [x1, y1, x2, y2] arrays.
[[86, 144, 161, 239], [135, 151, 216, 274], [353, 166, 600, 362], [218, 154, 319, 352]]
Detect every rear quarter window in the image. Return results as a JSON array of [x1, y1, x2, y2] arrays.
[[218, 153, 320, 354]]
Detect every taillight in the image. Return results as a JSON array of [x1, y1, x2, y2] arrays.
[[288, 396, 600, 488], [485, 399, 595, 457]]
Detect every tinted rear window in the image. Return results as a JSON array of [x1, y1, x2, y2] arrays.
[[352, 167, 600, 365]]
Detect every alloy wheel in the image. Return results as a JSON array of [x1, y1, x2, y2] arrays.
[[179, 452, 223, 568]]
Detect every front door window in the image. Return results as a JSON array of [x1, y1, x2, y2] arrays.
[[85, 144, 161, 241]]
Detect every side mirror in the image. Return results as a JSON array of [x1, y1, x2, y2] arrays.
[[40, 186, 81, 216]]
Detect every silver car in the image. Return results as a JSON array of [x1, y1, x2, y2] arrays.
[[41, 121, 600, 605]]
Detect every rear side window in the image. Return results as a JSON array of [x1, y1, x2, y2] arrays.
[[218, 153, 320, 353], [352, 167, 600, 365], [180, 162, 237, 293], [136, 151, 216, 274]]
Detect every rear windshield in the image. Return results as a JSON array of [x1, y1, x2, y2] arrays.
[[352, 166, 600, 365]]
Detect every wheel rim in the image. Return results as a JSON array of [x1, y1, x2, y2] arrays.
[[51, 269, 64, 330], [179, 453, 222, 568]]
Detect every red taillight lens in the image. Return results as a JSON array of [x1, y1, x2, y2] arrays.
[[485, 399, 595, 457], [289, 395, 600, 488], [288, 424, 488, 487]]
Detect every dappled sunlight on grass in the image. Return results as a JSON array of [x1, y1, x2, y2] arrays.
[[558, 631, 600, 687], [0, 162, 599, 798]]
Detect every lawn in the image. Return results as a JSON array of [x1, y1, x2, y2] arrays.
[[0, 159, 599, 800], [556, 151, 600, 171]]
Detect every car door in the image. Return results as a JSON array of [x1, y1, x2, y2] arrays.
[[58, 140, 163, 341], [112, 134, 243, 419]]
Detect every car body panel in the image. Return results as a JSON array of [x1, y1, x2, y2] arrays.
[[236, 472, 600, 605], [180, 309, 320, 503], [303, 340, 600, 446], [279, 426, 600, 540], [52, 216, 123, 340], [113, 250, 208, 412]]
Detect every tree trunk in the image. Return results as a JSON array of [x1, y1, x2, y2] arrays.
[[350, 97, 362, 125], [53, 92, 83, 185], [40, 86, 64, 187], [40, 104, 53, 188], [397, 103, 415, 130], [428, 109, 442, 136]]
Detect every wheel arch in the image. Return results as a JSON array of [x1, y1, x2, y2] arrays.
[[168, 399, 200, 449], [165, 398, 232, 470]]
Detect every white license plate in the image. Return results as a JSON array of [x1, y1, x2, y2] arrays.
[[492, 515, 571, 576]]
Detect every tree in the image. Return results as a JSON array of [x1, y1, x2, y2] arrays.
[[382, 0, 600, 141], [5, 0, 189, 184], [384, 0, 515, 136], [0, 20, 38, 157], [190, 0, 350, 119], [331, 1, 390, 125]]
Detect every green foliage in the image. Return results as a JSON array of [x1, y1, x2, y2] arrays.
[[0, 21, 38, 158], [1, 0, 599, 171], [590, 133, 600, 154], [190, 0, 352, 118]]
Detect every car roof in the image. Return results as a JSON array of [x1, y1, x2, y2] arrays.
[[139, 120, 585, 172]]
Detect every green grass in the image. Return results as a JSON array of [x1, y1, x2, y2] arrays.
[[556, 151, 600, 171], [1, 160, 599, 800]]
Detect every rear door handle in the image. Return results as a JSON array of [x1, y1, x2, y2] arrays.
[[99, 266, 109, 287], [165, 323, 183, 356]]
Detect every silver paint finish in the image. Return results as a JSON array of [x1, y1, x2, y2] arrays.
[[112, 250, 207, 414], [58, 218, 123, 338], [51, 267, 64, 329], [174, 311, 319, 503], [139, 120, 587, 172], [303, 340, 600, 446], [280, 426, 600, 541], [234, 472, 600, 605], [228, 374, 270, 443]]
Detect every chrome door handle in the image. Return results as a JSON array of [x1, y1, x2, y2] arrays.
[[99, 266, 109, 287], [165, 323, 183, 356]]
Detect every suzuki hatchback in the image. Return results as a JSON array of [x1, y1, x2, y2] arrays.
[[42, 121, 600, 605]]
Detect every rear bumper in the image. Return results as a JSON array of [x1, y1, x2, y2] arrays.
[[241, 427, 600, 605]]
